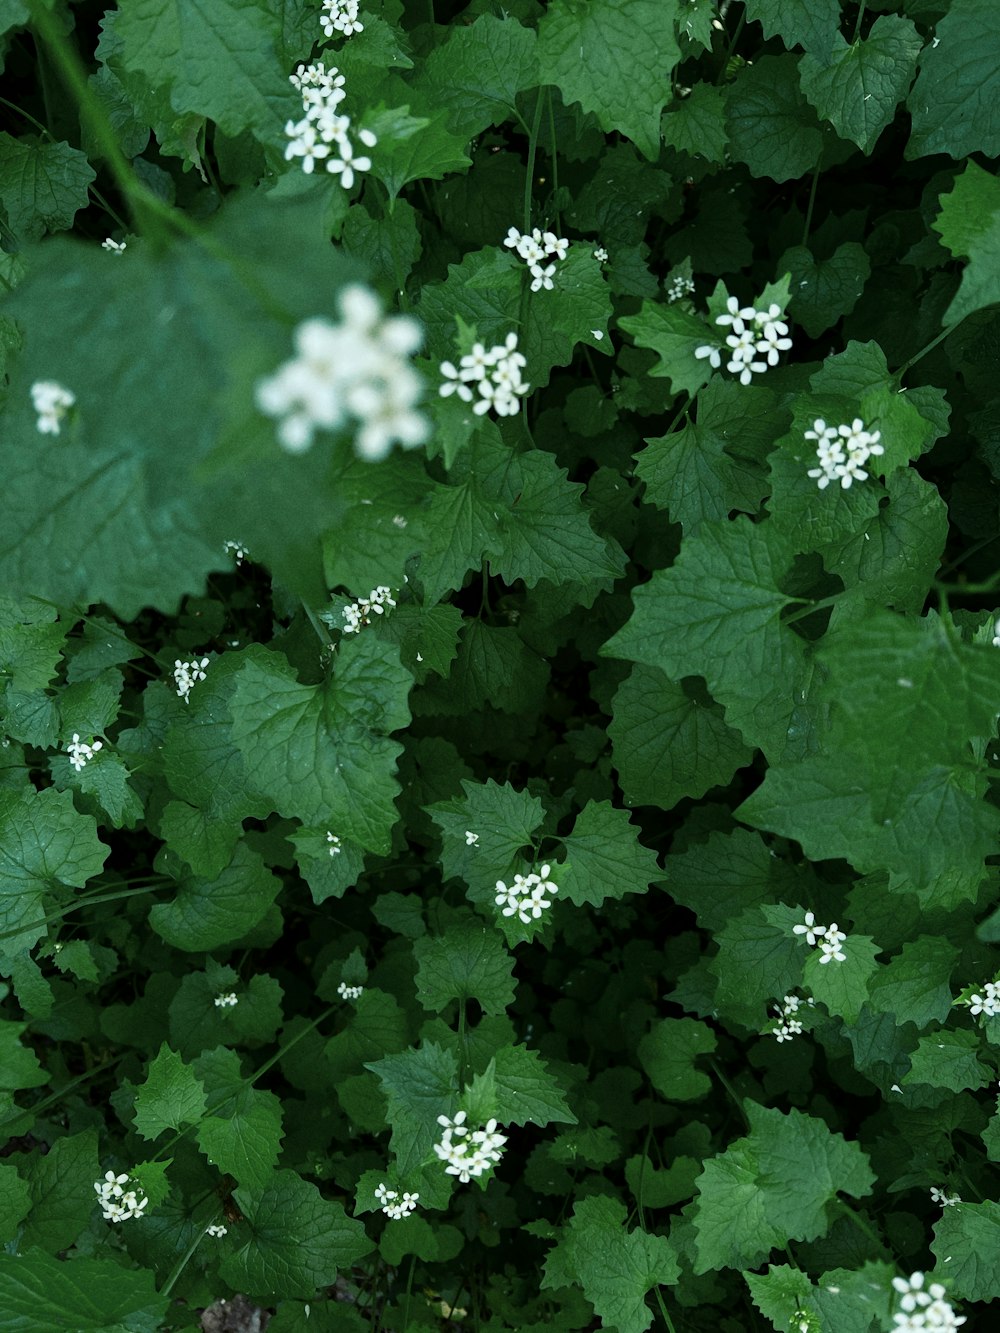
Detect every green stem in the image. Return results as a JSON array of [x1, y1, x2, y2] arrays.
[[0, 884, 163, 946], [852, 0, 868, 42], [708, 1059, 750, 1130], [24, 1053, 126, 1116], [652, 1287, 677, 1333], [547, 90, 561, 233], [833, 1198, 883, 1252], [891, 324, 954, 385], [457, 996, 469, 1086], [932, 575, 1000, 597], [523, 89, 544, 234], [801, 155, 822, 247], [781, 595, 836, 627], [160, 1224, 206, 1299], [0, 94, 50, 137]]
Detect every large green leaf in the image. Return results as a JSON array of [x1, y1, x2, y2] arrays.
[[0, 1250, 169, 1332], [907, 0, 1000, 160], [0, 135, 95, 242]]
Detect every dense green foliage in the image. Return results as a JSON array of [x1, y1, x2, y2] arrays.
[[1, 0, 999, 1330]]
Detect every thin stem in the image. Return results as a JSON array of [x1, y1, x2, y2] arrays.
[[891, 324, 953, 385], [708, 1059, 750, 1130], [781, 595, 836, 627], [546, 90, 561, 234], [653, 1288, 677, 1333], [801, 156, 822, 247], [457, 996, 468, 1085], [523, 89, 544, 234], [833, 1198, 884, 1253], [23, 1053, 126, 1116], [0, 94, 50, 137], [933, 575, 1000, 597], [0, 884, 164, 946], [852, 0, 868, 42], [160, 1225, 207, 1299]]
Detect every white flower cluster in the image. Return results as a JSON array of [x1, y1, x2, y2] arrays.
[[94, 1170, 148, 1223], [792, 910, 848, 964], [495, 863, 558, 925], [667, 274, 695, 303], [806, 417, 884, 491], [66, 733, 103, 772], [173, 656, 209, 702], [433, 1111, 507, 1183], [439, 333, 530, 417], [992, 617, 1000, 648], [224, 539, 249, 563], [321, 0, 363, 37], [465, 830, 479, 846], [503, 225, 570, 292], [101, 238, 126, 255], [342, 585, 397, 633], [206, 1223, 228, 1237], [337, 981, 364, 1000], [31, 380, 75, 435], [891, 1272, 965, 1330], [214, 992, 238, 1008], [374, 1183, 419, 1219], [694, 295, 792, 385], [285, 60, 376, 188], [965, 979, 1000, 1019], [256, 287, 427, 458], [326, 832, 342, 855], [767, 992, 813, 1043], [593, 246, 609, 263], [930, 1186, 961, 1208]]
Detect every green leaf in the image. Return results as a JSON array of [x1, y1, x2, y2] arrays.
[[931, 1201, 1000, 1302], [159, 800, 240, 880], [115, 0, 293, 140], [742, 0, 841, 56], [0, 1020, 46, 1092], [366, 104, 472, 203], [197, 1092, 284, 1194], [692, 1104, 874, 1272], [638, 1017, 717, 1101], [413, 916, 516, 1015], [0, 135, 95, 241], [0, 1250, 169, 1333], [288, 826, 367, 906], [0, 1162, 30, 1241], [367, 1042, 459, 1176], [799, 17, 922, 154], [903, 1029, 992, 1093], [222, 1170, 373, 1301], [419, 14, 539, 136], [149, 841, 281, 951], [429, 778, 546, 893], [745, 1264, 816, 1333], [725, 56, 824, 182], [610, 664, 753, 811], [542, 1195, 680, 1333], [133, 1042, 208, 1140], [933, 161, 1000, 326], [557, 801, 661, 909], [492, 1044, 577, 1128], [0, 597, 65, 692], [19, 1129, 100, 1252], [866, 936, 960, 1029], [802, 934, 880, 1025], [777, 242, 871, 336], [618, 300, 714, 397], [169, 965, 284, 1057], [660, 83, 728, 162], [0, 787, 108, 954], [907, 0, 1000, 160], [708, 904, 804, 1026], [664, 828, 803, 933], [536, 0, 681, 160], [230, 638, 410, 854]]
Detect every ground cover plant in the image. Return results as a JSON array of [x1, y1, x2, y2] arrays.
[[3, 0, 1000, 1329]]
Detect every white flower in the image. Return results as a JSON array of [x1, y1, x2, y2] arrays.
[[214, 992, 238, 1008], [792, 911, 826, 947], [715, 294, 757, 328], [321, 0, 364, 37], [374, 1183, 419, 1219], [206, 1223, 228, 1237], [340, 585, 397, 634], [173, 656, 209, 702], [807, 416, 882, 491], [337, 981, 364, 1000], [529, 261, 557, 292], [504, 224, 569, 287], [694, 344, 722, 368], [284, 118, 331, 173], [593, 246, 609, 263], [818, 924, 848, 964], [930, 1187, 961, 1207], [326, 832, 342, 856], [31, 380, 75, 435], [495, 863, 558, 924], [667, 274, 695, 302], [101, 238, 126, 255], [766, 991, 809, 1042], [94, 1170, 148, 1223], [992, 617, 1000, 648], [325, 134, 373, 189], [434, 1112, 506, 1183], [224, 539, 249, 563], [465, 831, 479, 846], [443, 333, 529, 420], [66, 733, 103, 772]]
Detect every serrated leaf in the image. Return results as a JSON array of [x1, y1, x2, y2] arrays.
[[618, 301, 714, 397], [725, 56, 824, 182], [197, 1092, 284, 1193], [931, 1202, 1000, 1302], [664, 828, 803, 933], [803, 934, 880, 1024], [429, 778, 546, 892], [19, 1130, 100, 1253], [230, 638, 410, 854], [0, 1162, 30, 1241], [907, 0, 1000, 160], [420, 14, 538, 136], [933, 161, 1000, 326], [0, 135, 95, 242], [778, 242, 871, 336], [558, 801, 660, 908], [367, 1042, 459, 1175], [866, 936, 959, 1030], [709, 904, 804, 1026], [0, 1250, 168, 1333], [222, 1170, 373, 1300], [742, 0, 841, 56], [610, 664, 753, 811], [413, 916, 515, 1016], [133, 1043, 208, 1140], [536, 0, 681, 160], [0, 787, 108, 955], [492, 1044, 576, 1128], [115, 0, 293, 140], [661, 83, 728, 162], [149, 841, 281, 952], [903, 1029, 991, 1093], [542, 1195, 680, 1333], [366, 104, 472, 202], [799, 17, 922, 154]]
